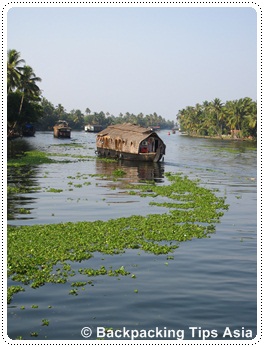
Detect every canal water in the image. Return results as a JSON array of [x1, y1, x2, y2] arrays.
[[6, 131, 257, 341]]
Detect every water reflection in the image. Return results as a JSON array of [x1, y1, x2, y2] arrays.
[[95, 159, 165, 183], [7, 138, 34, 159], [7, 165, 40, 220]]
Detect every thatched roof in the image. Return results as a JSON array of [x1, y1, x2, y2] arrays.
[[97, 123, 154, 141]]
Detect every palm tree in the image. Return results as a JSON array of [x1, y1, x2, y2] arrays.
[[55, 104, 66, 119], [85, 108, 91, 115], [18, 65, 42, 115], [226, 98, 248, 133], [245, 101, 257, 129], [242, 98, 257, 137], [73, 109, 84, 128], [209, 98, 225, 137], [7, 49, 25, 93]]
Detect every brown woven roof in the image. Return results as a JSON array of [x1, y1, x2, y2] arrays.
[[97, 123, 153, 137], [97, 123, 159, 148]]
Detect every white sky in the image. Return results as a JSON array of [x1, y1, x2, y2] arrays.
[[6, 4, 258, 121]]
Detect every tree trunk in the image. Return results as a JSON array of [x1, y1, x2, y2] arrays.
[[18, 94, 24, 115]]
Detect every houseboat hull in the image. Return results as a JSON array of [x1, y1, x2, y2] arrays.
[[96, 148, 164, 162], [54, 128, 71, 138]]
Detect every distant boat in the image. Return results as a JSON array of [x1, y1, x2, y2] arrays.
[[96, 123, 166, 162], [172, 124, 180, 134], [84, 124, 103, 133], [53, 120, 71, 138], [150, 126, 160, 132], [22, 123, 35, 137]]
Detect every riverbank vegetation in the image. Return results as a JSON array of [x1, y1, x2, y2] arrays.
[[7, 49, 43, 138], [40, 98, 175, 131], [177, 97, 257, 139], [8, 49, 257, 139], [7, 49, 174, 138]]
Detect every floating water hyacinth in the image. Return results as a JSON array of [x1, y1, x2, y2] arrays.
[[7, 172, 228, 303]]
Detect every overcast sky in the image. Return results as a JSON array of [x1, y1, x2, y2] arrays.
[[6, 5, 258, 121]]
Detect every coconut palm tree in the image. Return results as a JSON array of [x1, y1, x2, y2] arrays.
[[226, 98, 248, 134], [243, 99, 257, 137], [245, 102, 257, 129], [85, 107, 91, 115], [55, 104, 66, 119], [73, 109, 84, 128], [7, 49, 25, 93], [209, 98, 225, 137], [18, 65, 42, 115]]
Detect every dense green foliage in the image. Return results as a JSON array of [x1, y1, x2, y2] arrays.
[[177, 97, 257, 139], [38, 98, 175, 130], [7, 49, 43, 137]]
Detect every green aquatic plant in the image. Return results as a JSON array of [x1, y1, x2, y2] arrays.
[[46, 188, 63, 193], [7, 285, 25, 304], [71, 281, 87, 287], [7, 151, 55, 167], [78, 265, 130, 277], [69, 289, 78, 296], [7, 184, 41, 195], [97, 157, 118, 163], [7, 165, 41, 196], [15, 336, 23, 340], [112, 169, 126, 177], [46, 152, 95, 160], [7, 149, 94, 167], [52, 143, 84, 148], [41, 319, 49, 326], [73, 184, 82, 188], [18, 208, 31, 214], [7, 172, 228, 302]]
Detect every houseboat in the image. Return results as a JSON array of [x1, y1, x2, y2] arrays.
[[96, 123, 166, 162], [53, 120, 71, 138], [22, 123, 35, 137], [84, 124, 103, 133]]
